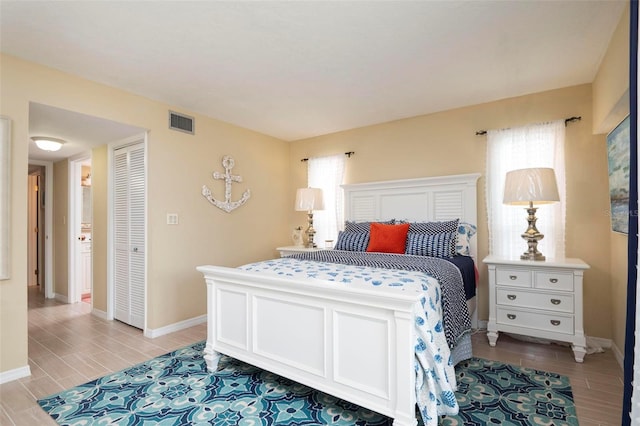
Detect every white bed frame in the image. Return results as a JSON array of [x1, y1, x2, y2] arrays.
[[197, 173, 480, 426]]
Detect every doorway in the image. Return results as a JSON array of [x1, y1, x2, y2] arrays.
[[27, 161, 53, 299], [69, 155, 92, 305], [27, 165, 45, 290], [110, 137, 146, 330], [27, 102, 145, 313]]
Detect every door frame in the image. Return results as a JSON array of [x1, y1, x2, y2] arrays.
[[28, 160, 53, 299], [27, 173, 38, 286], [107, 133, 147, 327], [68, 152, 91, 304]]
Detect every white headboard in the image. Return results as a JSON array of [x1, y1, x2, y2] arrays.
[[342, 173, 481, 258]]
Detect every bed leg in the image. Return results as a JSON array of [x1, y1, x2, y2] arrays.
[[392, 413, 418, 426], [203, 341, 221, 372], [393, 310, 418, 426]]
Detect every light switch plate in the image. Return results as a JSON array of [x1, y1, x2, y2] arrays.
[[167, 213, 179, 225]]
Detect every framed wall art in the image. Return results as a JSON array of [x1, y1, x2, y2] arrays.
[[606, 114, 630, 234]]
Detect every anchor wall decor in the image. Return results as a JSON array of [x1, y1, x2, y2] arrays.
[[202, 155, 251, 213]]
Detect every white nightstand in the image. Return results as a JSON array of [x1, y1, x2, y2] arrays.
[[484, 255, 590, 362], [276, 246, 325, 257]]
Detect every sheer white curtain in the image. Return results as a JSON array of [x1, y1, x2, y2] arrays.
[[308, 154, 345, 245], [486, 120, 566, 259]]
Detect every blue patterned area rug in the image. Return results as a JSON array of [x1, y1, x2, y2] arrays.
[[38, 342, 578, 425]]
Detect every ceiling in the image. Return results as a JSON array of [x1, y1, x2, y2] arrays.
[[28, 103, 144, 162], [0, 1, 627, 161]]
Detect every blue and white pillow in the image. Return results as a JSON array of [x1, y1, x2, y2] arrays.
[[344, 220, 394, 233], [406, 232, 457, 258], [408, 219, 459, 235], [456, 222, 477, 256], [334, 231, 370, 251]]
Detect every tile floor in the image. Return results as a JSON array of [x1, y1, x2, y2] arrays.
[[472, 330, 624, 425], [0, 285, 624, 425]]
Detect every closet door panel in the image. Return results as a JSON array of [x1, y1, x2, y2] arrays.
[[114, 149, 131, 324], [113, 142, 145, 329], [128, 144, 145, 329]]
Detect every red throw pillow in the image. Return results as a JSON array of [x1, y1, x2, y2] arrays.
[[366, 222, 410, 254]]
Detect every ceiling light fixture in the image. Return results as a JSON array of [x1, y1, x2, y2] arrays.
[[32, 136, 65, 152]]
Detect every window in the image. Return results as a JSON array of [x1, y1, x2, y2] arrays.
[[307, 154, 346, 245], [486, 120, 566, 259]]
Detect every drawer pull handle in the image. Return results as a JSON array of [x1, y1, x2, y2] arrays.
[[507, 314, 516, 320], [509, 275, 517, 280], [550, 320, 561, 326], [549, 278, 558, 283], [550, 299, 561, 305], [507, 294, 517, 300]]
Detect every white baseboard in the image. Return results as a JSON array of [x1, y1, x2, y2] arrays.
[[92, 308, 108, 320], [144, 314, 206, 339], [54, 293, 69, 303], [476, 320, 488, 330], [587, 335, 612, 349], [0, 365, 31, 384], [610, 340, 624, 370]]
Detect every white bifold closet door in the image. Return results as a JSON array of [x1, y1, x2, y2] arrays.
[[114, 142, 145, 329]]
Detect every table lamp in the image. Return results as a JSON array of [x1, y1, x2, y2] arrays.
[[503, 167, 560, 261], [295, 188, 324, 248]]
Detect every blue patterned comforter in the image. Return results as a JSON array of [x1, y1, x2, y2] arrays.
[[290, 250, 472, 350], [240, 258, 459, 423]]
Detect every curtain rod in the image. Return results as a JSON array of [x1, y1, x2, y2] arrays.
[[301, 151, 354, 162], [475, 116, 582, 136]]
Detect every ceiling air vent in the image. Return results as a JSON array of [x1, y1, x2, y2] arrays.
[[169, 111, 195, 135]]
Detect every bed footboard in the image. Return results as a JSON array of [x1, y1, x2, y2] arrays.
[[197, 265, 420, 426]]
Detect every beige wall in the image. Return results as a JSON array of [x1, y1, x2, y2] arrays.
[[289, 84, 614, 339], [0, 77, 29, 374], [144, 122, 291, 328], [593, 6, 630, 135], [52, 160, 69, 297], [0, 54, 290, 375], [610, 232, 629, 351], [592, 5, 630, 356]]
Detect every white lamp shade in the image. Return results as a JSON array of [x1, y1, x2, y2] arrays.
[[295, 187, 324, 211], [32, 137, 65, 152], [503, 167, 560, 205]]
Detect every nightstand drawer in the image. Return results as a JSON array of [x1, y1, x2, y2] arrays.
[[496, 268, 531, 288], [535, 271, 573, 291], [497, 308, 574, 335], [496, 289, 574, 313]]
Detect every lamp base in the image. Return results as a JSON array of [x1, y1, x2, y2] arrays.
[[305, 211, 317, 248], [520, 248, 545, 261], [520, 203, 546, 261]]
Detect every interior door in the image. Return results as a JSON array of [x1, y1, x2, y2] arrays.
[[113, 142, 145, 329], [27, 174, 39, 286]]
